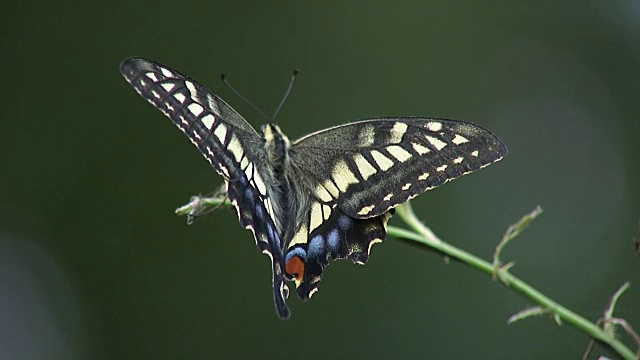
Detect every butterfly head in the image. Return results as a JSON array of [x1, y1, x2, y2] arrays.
[[262, 123, 291, 163], [262, 123, 289, 143]]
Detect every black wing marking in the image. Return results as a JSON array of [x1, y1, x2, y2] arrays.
[[291, 118, 507, 219], [225, 177, 291, 319], [284, 200, 392, 300], [120, 57, 291, 319], [120, 57, 262, 181]]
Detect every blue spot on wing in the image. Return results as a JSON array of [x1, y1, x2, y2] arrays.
[[327, 229, 340, 251], [267, 222, 280, 248], [255, 203, 264, 219], [286, 247, 307, 262], [244, 187, 254, 206], [338, 215, 353, 230], [308, 235, 324, 257]]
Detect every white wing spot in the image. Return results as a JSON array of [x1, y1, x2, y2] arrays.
[[151, 90, 161, 99], [309, 202, 323, 233], [227, 134, 244, 162], [357, 205, 375, 216], [160, 68, 173, 78], [185, 81, 197, 98], [201, 114, 216, 130], [418, 172, 430, 180], [426, 135, 447, 150], [308, 287, 319, 298], [383, 193, 393, 201], [332, 160, 359, 192], [315, 184, 333, 202], [289, 224, 308, 247], [178, 115, 189, 128], [267, 201, 276, 223], [240, 156, 249, 170], [265, 197, 274, 218], [290, 226, 308, 250], [146, 72, 158, 82], [453, 157, 464, 164], [161, 83, 175, 92], [387, 145, 411, 162], [427, 122, 442, 132], [353, 154, 377, 180], [188, 103, 204, 117], [452, 134, 470, 145], [322, 204, 332, 220], [389, 122, 408, 143], [253, 172, 268, 197], [173, 93, 186, 103], [206, 146, 216, 160], [471, 150, 479, 157], [370, 150, 394, 171], [218, 164, 230, 178], [437, 164, 448, 172], [165, 103, 175, 112], [412, 142, 430, 155], [214, 123, 227, 144], [323, 180, 340, 197], [367, 238, 383, 255], [358, 125, 375, 147], [402, 183, 411, 190]]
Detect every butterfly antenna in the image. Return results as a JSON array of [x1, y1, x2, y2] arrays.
[[272, 69, 299, 121], [221, 73, 270, 122]]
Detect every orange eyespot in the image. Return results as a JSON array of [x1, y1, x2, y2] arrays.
[[285, 256, 305, 284]]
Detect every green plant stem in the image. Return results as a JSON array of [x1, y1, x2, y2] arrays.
[[176, 196, 636, 359], [393, 203, 636, 360]]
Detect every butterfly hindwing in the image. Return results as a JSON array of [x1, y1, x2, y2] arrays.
[[291, 118, 507, 219], [284, 200, 392, 300]]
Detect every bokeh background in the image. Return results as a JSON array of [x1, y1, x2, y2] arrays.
[[2, 1, 638, 359]]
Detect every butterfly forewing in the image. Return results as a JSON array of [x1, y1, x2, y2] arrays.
[[120, 58, 291, 319], [291, 118, 507, 219]]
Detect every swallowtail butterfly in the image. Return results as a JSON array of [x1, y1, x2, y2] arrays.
[[120, 57, 507, 319]]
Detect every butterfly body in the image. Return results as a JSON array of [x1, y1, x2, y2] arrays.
[[120, 58, 507, 319]]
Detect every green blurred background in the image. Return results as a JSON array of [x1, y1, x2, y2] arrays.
[[2, 1, 638, 359]]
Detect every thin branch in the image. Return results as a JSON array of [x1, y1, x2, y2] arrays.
[[393, 203, 636, 359], [492, 206, 542, 281], [584, 282, 640, 359], [604, 282, 631, 336]]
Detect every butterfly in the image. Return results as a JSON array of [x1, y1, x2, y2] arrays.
[[120, 57, 507, 319]]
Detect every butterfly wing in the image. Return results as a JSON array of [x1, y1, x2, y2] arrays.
[[284, 201, 393, 301], [120, 58, 291, 319], [292, 118, 507, 218], [284, 118, 506, 299]]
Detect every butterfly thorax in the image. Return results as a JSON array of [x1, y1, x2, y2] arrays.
[[262, 124, 290, 168], [261, 124, 301, 240]]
